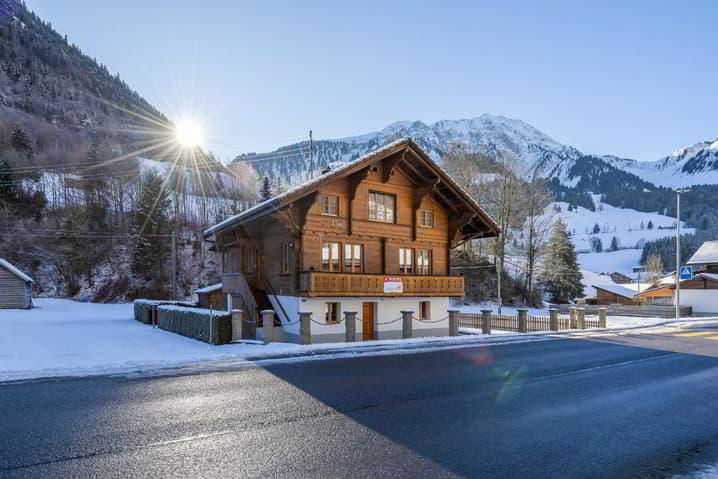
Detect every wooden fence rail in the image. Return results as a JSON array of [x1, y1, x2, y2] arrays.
[[457, 311, 604, 334]]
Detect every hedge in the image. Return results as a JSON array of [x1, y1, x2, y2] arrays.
[[157, 305, 232, 345], [133, 299, 197, 324]]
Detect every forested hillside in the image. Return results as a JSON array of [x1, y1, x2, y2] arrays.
[[0, 0, 258, 301]]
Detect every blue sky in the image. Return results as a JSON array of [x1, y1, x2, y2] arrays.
[[27, 0, 718, 162]]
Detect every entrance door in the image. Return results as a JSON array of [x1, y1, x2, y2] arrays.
[[362, 302, 375, 340]]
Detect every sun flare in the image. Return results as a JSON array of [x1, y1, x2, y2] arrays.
[[174, 117, 204, 148]]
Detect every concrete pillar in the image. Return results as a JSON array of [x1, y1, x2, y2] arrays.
[[481, 309, 492, 335], [569, 307, 578, 329], [517, 308, 529, 333], [549, 308, 559, 331], [448, 309, 459, 337], [599, 308, 608, 328], [231, 309, 244, 342], [299, 312, 312, 345], [577, 308, 586, 329], [401, 310, 414, 339], [344, 311, 357, 342], [261, 310, 275, 344]]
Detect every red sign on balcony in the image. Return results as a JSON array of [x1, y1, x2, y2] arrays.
[[383, 276, 403, 294]]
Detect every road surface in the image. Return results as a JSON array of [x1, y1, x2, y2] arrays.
[[3, 328, 718, 478]]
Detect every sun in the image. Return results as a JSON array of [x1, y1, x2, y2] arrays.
[[174, 117, 204, 148]]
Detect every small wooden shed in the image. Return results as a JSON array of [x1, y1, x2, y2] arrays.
[[194, 283, 226, 310], [0, 258, 34, 309]]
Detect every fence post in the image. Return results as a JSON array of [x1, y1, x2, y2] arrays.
[[261, 310, 275, 344], [299, 312, 312, 345], [231, 309, 244, 342], [344, 311, 357, 342], [570, 307, 577, 329], [599, 308, 608, 328], [577, 308, 586, 329], [448, 309, 459, 337], [549, 308, 559, 331], [481, 309, 492, 335], [401, 311, 414, 339], [517, 308, 528, 333]]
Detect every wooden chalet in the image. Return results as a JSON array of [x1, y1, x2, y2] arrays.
[[204, 138, 499, 342]]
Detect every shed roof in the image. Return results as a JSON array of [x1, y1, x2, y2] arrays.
[[687, 241, 718, 265], [593, 283, 638, 299], [193, 283, 222, 294], [0, 258, 33, 283], [204, 137, 500, 240]]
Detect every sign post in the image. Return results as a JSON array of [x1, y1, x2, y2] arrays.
[[679, 266, 693, 281]]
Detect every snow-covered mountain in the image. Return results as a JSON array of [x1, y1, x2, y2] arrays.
[[605, 139, 718, 188], [236, 114, 584, 185]]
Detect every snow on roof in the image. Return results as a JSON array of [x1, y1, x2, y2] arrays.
[[697, 273, 718, 283], [193, 283, 222, 294], [204, 137, 499, 238], [592, 283, 638, 298], [0, 258, 33, 283], [687, 241, 718, 265]]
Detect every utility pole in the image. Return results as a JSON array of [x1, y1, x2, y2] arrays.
[[497, 233, 503, 315], [171, 233, 177, 300], [309, 129, 314, 179], [675, 188, 690, 320]]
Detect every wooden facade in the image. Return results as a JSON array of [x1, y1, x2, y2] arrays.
[[595, 287, 642, 306], [0, 258, 33, 309], [205, 139, 499, 321]]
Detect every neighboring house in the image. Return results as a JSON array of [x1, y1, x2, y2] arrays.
[[194, 283, 227, 310], [637, 273, 718, 313], [204, 138, 499, 343], [0, 258, 34, 309], [687, 241, 718, 273], [593, 284, 642, 306], [610, 272, 633, 284]]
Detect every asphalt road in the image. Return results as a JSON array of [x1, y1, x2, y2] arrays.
[[3, 329, 718, 478]]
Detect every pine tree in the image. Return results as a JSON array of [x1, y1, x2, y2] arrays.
[[610, 236, 619, 252], [592, 223, 600, 234], [647, 220, 654, 230], [259, 176, 273, 201], [133, 171, 171, 282], [541, 219, 584, 303]]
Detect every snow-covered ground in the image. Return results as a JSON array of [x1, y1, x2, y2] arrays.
[[539, 197, 694, 279]]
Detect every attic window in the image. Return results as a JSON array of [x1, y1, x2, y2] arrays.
[[419, 210, 434, 228], [320, 195, 339, 216]]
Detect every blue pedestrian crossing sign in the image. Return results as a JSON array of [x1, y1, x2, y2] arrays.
[[679, 266, 693, 281]]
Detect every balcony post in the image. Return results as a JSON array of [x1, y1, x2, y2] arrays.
[[344, 311, 357, 342], [299, 312, 312, 345], [569, 307, 578, 329], [401, 310, 413, 339], [577, 308, 586, 329], [517, 308, 528, 333], [549, 308, 559, 331], [261, 310, 275, 344], [599, 308, 608, 328], [448, 309, 459, 336], [481, 309, 492, 335], [231, 309, 243, 342]]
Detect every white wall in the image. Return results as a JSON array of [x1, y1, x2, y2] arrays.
[[681, 290, 718, 314]]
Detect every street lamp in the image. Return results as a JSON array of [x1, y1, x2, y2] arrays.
[[675, 188, 690, 320]]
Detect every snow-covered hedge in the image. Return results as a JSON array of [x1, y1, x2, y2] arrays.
[[133, 299, 196, 324], [157, 305, 232, 345]]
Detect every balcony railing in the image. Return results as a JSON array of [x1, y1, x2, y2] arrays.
[[299, 271, 464, 297]]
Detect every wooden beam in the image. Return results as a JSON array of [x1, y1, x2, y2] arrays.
[[347, 166, 371, 235], [401, 158, 433, 184], [448, 212, 475, 243], [294, 192, 318, 233], [431, 187, 460, 214], [382, 151, 405, 183]]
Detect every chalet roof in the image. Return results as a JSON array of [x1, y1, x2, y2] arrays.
[[636, 272, 718, 297], [204, 137, 500, 240], [193, 283, 222, 294], [687, 241, 718, 265], [593, 283, 638, 299], [0, 258, 33, 283]]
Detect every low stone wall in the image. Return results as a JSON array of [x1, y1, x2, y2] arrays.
[[157, 305, 232, 345]]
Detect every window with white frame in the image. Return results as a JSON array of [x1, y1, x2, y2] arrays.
[[320, 195, 339, 216], [399, 248, 413, 274], [344, 243, 363, 273], [325, 302, 340, 323], [416, 249, 432, 275], [368, 191, 396, 223], [321, 242, 341, 272], [419, 210, 434, 228]]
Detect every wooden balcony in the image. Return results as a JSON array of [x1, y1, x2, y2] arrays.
[[299, 271, 465, 297]]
